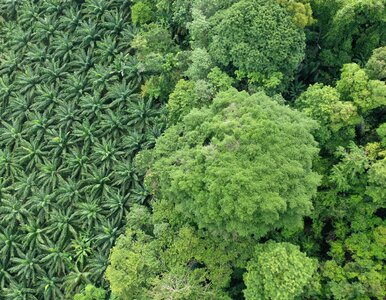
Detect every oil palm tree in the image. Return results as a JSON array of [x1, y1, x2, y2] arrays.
[[0, 226, 23, 263], [75, 197, 104, 229], [102, 190, 130, 224], [36, 272, 64, 300], [87, 63, 116, 89], [117, 24, 139, 50], [94, 219, 122, 254], [75, 19, 103, 48], [32, 83, 60, 113], [70, 233, 93, 268], [81, 166, 113, 198], [24, 44, 48, 68], [91, 137, 124, 170], [21, 219, 49, 252], [15, 66, 42, 94], [45, 128, 73, 158], [53, 99, 79, 130], [40, 58, 69, 85], [127, 98, 160, 132], [63, 147, 90, 178], [129, 181, 150, 205], [59, 6, 82, 33], [144, 122, 166, 149], [63, 265, 91, 295], [0, 197, 30, 228], [78, 91, 107, 119], [15, 138, 48, 171], [106, 79, 139, 109], [97, 109, 128, 139], [24, 112, 53, 143], [85, 251, 108, 284], [0, 177, 12, 201], [0, 51, 20, 76], [72, 119, 98, 150], [41, 0, 72, 18], [102, 9, 127, 37], [122, 130, 145, 154], [94, 35, 118, 64], [82, 0, 109, 19], [61, 73, 90, 101], [0, 149, 22, 180], [0, 75, 14, 111], [51, 32, 76, 63], [9, 250, 44, 285], [7, 91, 34, 122], [46, 208, 78, 244], [36, 158, 65, 191], [55, 178, 82, 207], [70, 48, 95, 73], [13, 172, 37, 201], [18, 1, 41, 28], [0, 120, 23, 149], [112, 159, 138, 191], [8, 26, 33, 52], [2, 281, 37, 300], [0, 260, 12, 289], [27, 191, 57, 223], [35, 15, 59, 44], [0, 0, 20, 20], [39, 239, 72, 276]]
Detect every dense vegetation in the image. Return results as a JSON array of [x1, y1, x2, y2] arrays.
[[0, 0, 384, 299]]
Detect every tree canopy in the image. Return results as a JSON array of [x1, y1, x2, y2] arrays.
[[207, 0, 306, 89], [144, 88, 320, 237]]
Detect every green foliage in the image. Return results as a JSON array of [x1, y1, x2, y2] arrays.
[[106, 204, 252, 299], [73, 285, 107, 300], [277, 0, 315, 28], [244, 242, 318, 300], [366, 47, 386, 81], [146, 88, 320, 237], [207, 0, 306, 89], [132, 23, 176, 58], [330, 143, 370, 192], [106, 229, 161, 299], [323, 223, 386, 300], [167, 79, 197, 124], [296, 83, 361, 150], [207, 67, 235, 92], [336, 63, 386, 112], [184, 48, 214, 81], [367, 158, 386, 203], [316, 0, 385, 72], [377, 123, 386, 146], [131, 1, 154, 25]]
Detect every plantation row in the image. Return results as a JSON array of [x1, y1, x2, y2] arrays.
[[0, 1, 167, 298]]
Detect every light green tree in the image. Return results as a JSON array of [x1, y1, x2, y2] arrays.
[[131, 1, 155, 25], [243, 242, 318, 300], [295, 83, 361, 150], [73, 285, 106, 300], [106, 204, 252, 299], [146, 88, 320, 237], [336, 63, 386, 112]]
